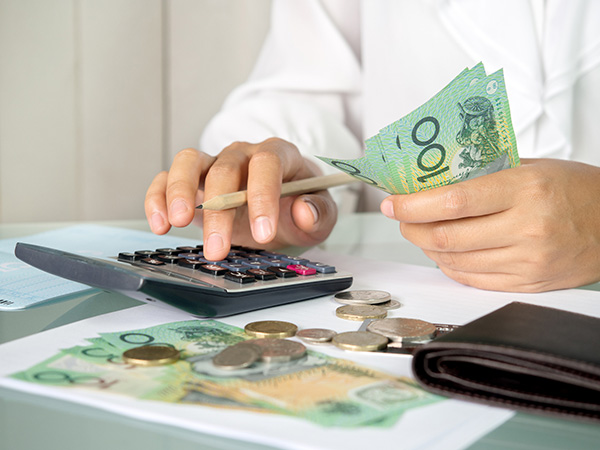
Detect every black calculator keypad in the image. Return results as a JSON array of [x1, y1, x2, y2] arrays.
[[118, 245, 337, 288]]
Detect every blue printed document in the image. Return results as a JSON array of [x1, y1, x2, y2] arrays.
[[0, 225, 200, 310]]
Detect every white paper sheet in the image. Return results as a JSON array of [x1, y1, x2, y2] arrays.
[[2, 248, 599, 449]]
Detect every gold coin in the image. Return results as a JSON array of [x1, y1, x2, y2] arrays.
[[244, 320, 298, 339], [332, 331, 388, 352], [366, 318, 437, 344], [122, 345, 180, 366], [335, 305, 387, 321]]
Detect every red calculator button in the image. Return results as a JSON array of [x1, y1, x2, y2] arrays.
[[287, 264, 317, 276]]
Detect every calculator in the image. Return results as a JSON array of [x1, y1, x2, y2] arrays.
[[14, 242, 353, 317]]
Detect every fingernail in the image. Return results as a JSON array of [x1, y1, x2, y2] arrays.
[[302, 198, 319, 224], [381, 199, 395, 219], [206, 233, 224, 254], [150, 212, 164, 232], [253, 216, 273, 242], [170, 199, 188, 217]]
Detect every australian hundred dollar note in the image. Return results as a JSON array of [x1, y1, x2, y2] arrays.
[[316, 63, 520, 194]]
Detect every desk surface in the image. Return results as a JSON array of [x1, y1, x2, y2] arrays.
[[1, 214, 599, 450]]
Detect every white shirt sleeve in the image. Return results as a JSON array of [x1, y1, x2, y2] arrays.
[[200, 0, 364, 212]]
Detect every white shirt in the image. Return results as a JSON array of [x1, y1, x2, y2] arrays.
[[201, 0, 600, 211]]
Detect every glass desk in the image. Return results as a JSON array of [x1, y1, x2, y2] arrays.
[[1, 214, 599, 449]]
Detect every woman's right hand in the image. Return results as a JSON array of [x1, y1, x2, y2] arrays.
[[144, 138, 339, 261]]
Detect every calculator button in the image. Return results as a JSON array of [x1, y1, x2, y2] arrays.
[[242, 261, 270, 270], [155, 248, 179, 255], [178, 252, 204, 260], [177, 246, 201, 253], [195, 245, 204, 251], [178, 259, 204, 270], [220, 262, 248, 272], [244, 253, 264, 261], [305, 261, 336, 273], [287, 264, 317, 276], [259, 258, 287, 267], [281, 255, 309, 265], [224, 271, 256, 283], [157, 255, 184, 264], [135, 250, 161, 258], [140, 257, 165, 266], [118, 252, 141, 261], [268, 267, 298, 278], [227, 255, 249, 264], [199, 264, 228, 276], [247, 268, 277, 280]]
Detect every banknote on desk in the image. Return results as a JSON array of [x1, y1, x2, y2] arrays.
[[11, 319, 442, 427]]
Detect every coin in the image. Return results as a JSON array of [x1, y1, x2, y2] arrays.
[[334, 290, 391, 305], [376, 299, 402, 310], [335, 304, 387, 321], [122, 345, 180, 366], [244, 320, 298, 339], [245, 338, 306, 363], [332, 331, 388, 352], [212, 342, 262, 370], [296, 328, 337, 344], [366, 318, 437, 344]]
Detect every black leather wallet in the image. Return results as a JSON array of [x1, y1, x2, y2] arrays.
[[412, 302, 600, 423]]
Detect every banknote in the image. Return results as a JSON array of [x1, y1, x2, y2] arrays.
[[11, 319, 442, 427], [317, 63, 520, 194]]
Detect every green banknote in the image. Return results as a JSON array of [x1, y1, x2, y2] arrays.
[[11, 320, 442, 427], [317, 63, 520, 194]]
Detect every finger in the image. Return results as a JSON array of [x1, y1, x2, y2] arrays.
[[166, 148, 215, 228], [202, 143, 253, 260], [381, 167, 520, 223], [437, 266, 552, 293], [246, 139, 310, 244], [145, 171, 171, 234], [290, 191, 337, 245], [422, 246, 515, 274], [399, 208, 517, 252]]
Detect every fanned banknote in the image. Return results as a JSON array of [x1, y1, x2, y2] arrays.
[[11, 320, 441, 428], [317, 63, 520, 194]]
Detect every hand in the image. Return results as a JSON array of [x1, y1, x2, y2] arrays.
[[145, 138, 338, 261], [380, 158, 600, 292]]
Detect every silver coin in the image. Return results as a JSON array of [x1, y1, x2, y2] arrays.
[[245, 338, 306, 363], [332, 331, 388, 352], [334, 290, 391, 305], [212, 342, 262, 370], [376, 299, 402, 310], [296, 328, 337, 344], [366, 318, 437, 344]]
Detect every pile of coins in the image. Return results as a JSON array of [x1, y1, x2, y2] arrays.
[[332, 290, 458, 353], [122, 291, 459, 366]]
